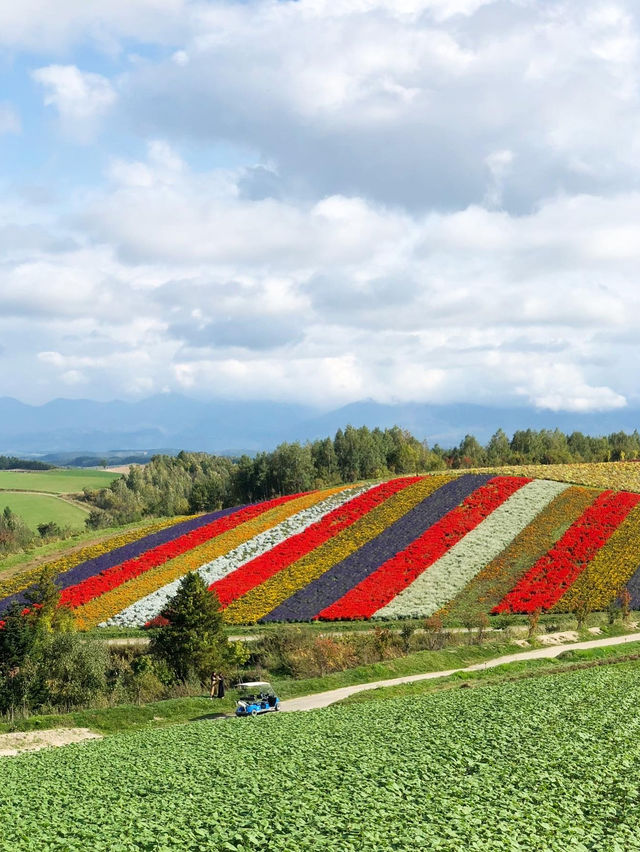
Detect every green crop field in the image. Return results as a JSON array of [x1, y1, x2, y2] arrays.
[[0, 469, 118, 494], [0, 492, 88, 531], [2, 663, 640, 850]]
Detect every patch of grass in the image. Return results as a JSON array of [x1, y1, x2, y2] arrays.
[[0, 492, 87, 530], [269, 639, 518, 698], [0, 468, 118, 494], [0, 697, 231, 736]]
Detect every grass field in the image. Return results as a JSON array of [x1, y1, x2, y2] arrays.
[[0, 492, 88, 530], [2, 661, 640, 849], [0, 468, 119, 494]]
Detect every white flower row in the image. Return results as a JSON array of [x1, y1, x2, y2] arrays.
[[376, 479, 570, 619], [102, 483, 374, 627]]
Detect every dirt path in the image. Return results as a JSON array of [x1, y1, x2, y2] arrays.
[[0, 728, 101, 757], [278, 631, 640, 712]]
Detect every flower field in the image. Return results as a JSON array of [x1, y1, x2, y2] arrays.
[[3, 471, 640, 626]]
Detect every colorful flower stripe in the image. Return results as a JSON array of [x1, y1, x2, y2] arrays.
[[554, 503, 640, 613], [377, 479, 570, 620], [0, 508, 241, 617], [103, 484, 363, 627], [265, 474, 493, 622], [61, 493, 302, 610], [0, 515, 191, 608], [440, 485, 594, 622], [71, 488, 346, 629], [222, 476, 448, 625], [212, 476, 422, 611], [321, 476, 530, 621], [495, 490, 640, 613]]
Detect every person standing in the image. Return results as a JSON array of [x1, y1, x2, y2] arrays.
[[210, 671, 219, 699], [217, 673, 225, 699]]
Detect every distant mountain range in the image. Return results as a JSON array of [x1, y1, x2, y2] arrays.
[[1, 394, 640, 457]]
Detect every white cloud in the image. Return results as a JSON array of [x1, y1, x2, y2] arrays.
[[32, 65, 116, 138], [2, 0, 640, 417], [0, 0, 189, 51], [0, 103, 20, 135], [0, 143, 633, 412], [116, 0, 640, 211]]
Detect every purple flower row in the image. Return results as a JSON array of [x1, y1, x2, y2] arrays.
[[0, 505, 243, 616], [625, 566, 640, 610], [262, 474, 492, 622]]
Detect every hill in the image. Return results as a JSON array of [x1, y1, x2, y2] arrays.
[[1, 468, 639, 628]]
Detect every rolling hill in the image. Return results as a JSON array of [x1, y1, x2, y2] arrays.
[[2, 469, 639, 628]]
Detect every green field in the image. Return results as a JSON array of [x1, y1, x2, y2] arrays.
[[0, 468, 118, 494], [0, 492, 88, 531], [1, 663, 640, 850]]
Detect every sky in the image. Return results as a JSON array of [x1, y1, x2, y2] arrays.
[[1, 0, 639, 413]]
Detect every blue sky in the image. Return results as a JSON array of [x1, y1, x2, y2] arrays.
[[1, 0, 640, 414]]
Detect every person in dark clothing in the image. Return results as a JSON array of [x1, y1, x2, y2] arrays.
[[217, 674, 225, 699]]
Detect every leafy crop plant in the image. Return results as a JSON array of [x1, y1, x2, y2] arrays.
[[2, 663, 640, 849]]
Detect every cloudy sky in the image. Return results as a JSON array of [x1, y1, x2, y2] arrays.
[[1, 0, 639, 413]]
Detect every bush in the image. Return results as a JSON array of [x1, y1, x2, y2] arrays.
[[39, 633, 109, 713]]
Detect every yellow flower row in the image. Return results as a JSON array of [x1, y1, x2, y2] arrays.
[[439, 485, 596, 622], [73, 485, 352, 629], [224, 475, 450, 625], [470, 462, 640, 494], [554, 503, 640, 613], [0, 515, 191, 600]]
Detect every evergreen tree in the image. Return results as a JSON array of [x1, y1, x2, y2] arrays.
[[150, 573, 247, 684]]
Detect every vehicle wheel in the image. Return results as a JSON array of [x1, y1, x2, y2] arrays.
[[251, 709, 258, 717]]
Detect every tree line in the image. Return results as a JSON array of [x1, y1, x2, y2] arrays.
[[0, 456, 54, 471], [80, 425, 640, 529], [83, 425, 439, 527]]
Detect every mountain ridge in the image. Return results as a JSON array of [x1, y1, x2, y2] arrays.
[[1, 395, 639, 455]]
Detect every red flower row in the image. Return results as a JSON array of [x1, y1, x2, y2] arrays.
[[494, 489, 640, 613], [61, 494, 301, 609], [318, 476, 529, 620], [211, 477, 423, 607]]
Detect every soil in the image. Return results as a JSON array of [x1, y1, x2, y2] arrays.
[[0, 728, 102, 758]]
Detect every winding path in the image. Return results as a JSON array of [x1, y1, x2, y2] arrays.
[[278, 631, 640, 712]]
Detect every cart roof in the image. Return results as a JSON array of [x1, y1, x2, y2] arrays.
[[237, 681, 272, 689]]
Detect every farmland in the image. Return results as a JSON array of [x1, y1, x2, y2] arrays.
[[4, 469, 640, 627], [0, 469, 118, 494], [2, 663, 640, 850], [0, 492, 87, 531], [0, 468, 118, 532]]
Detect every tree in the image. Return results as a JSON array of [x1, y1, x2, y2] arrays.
[[486, 429, 512, 466], [150, 572, 247, 684], [0, 567, 74, 718]]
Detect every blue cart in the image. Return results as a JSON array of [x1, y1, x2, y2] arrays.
[[235, 681, 281, 717]]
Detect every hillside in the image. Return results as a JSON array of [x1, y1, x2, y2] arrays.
[[2, 467, 640, 628]]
